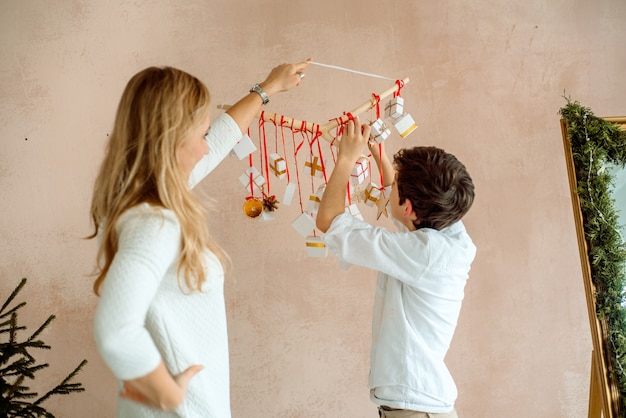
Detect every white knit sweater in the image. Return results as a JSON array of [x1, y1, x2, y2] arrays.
[[93, 113, 242, 417]]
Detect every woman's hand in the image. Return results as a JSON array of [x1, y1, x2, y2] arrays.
[[120, 364, 204, 410], [259, 58, 312, 97], [226, 58, 312, 133]]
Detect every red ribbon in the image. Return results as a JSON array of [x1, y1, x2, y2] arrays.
[[258, 111, 270, 197], [393, 79, 404, 98], [279, 115, 291, 183], [372, 93, 381, 119], [247, 151, 254, 198], [379, 143, 385, 188], [291, 121, 305, 212]]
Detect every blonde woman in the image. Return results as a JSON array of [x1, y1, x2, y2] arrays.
[[90, 59, 310, 417]]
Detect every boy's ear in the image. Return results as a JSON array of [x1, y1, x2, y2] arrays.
[[403, 199, 418, 221]]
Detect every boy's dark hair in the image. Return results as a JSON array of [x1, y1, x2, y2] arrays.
[[393, 146, 475, 230]]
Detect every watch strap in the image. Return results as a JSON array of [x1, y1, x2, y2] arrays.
[[249, 84, 269, 105]]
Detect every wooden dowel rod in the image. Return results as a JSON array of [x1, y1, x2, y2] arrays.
[[217, 77, 410, 145], [322, 77, 410, 133]]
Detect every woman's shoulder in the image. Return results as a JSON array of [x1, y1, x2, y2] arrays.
[[116, 203, 181, 242]]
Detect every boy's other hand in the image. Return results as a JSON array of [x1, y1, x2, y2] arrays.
[[338, 118, 371, 163]]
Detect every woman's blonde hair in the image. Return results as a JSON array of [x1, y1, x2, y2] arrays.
[[89, 66, 229, 295]]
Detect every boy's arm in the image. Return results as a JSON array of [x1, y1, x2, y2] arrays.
[[317, 119, 371, 232], [368, 141, 394, 187]]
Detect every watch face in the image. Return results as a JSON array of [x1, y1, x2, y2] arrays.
[[250, 84, 269, 104]]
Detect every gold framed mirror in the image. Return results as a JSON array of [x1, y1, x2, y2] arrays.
[[560, 104, 626, 418]]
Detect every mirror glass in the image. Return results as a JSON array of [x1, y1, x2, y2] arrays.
[[608, 164, 626, 238]]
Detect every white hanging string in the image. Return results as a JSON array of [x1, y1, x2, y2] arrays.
[[309, 61, 397, 81]]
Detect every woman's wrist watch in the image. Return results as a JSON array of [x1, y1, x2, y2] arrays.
[[249, 84, 269, 105]]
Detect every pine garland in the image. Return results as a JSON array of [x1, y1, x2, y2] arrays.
[[560, 100, 626, 413]]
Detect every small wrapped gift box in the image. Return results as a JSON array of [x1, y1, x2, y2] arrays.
[[345, 203, 364, 220], [305, 236, 328, 258], [304, 156, 325, 178], [306, 185, 326, 215], [350, 156, 370, 186], [282, 182, 297, 206], [258, 209, 276, 222], [269, 153, 287, 179], [364, 182, 381, 207], [393, 113, 418, 138], [369, 118, 391, 144], [239, 166, 266, 191], [385, 96, 404, 120], [229, 133, 257, 160], [306, 194, 321, 215], [291, 212, 316, 238]]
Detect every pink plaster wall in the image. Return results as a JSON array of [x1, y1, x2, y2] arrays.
[[1, 1, 625, 417]]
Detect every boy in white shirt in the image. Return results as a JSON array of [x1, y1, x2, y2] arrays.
[[316, 118, 476, 418]]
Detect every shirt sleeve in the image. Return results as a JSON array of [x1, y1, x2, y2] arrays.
[[322, 213, 431, 286], [188, 112, 243, 188], [93, 205, 181, 380]]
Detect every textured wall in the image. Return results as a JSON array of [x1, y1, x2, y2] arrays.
[[1, 1, 625, 417]]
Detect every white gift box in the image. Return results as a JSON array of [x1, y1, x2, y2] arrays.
[[393, 113, 418, 138], [369, 118, 391, 144], [229, 133, 257, 159], [282, 182, 297, 206], [385, 96, 404, 120], [304, 156, 325, 178], [364, 182, 381, 207], [373, 127, 391, 144], [269, 153, 287, 179], [306, 193, 321, 215], [350, 156, 369, 186], [306, 185, 326, 215], [239, 173, 258, 192], [345, 203, 364, 220], [305, 236, 328, 258], [291, 212, 316, 238], [239, 166, 266, 191], [258, 209, 276, 222]]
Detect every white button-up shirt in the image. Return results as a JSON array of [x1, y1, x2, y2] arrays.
[[323, 213, 476, 413]]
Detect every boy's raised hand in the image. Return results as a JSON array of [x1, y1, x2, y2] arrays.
[[368, 139, 384, 163], [338, 118, 371, 163]]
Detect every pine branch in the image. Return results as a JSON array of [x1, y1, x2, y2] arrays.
[[1, 361, 49, 380], [33, 359, 88, 406], [0, 301, 27, 322], [27, 315, 55, 344], [0, 278, 88, 416], [0, 279, 26, 316]]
